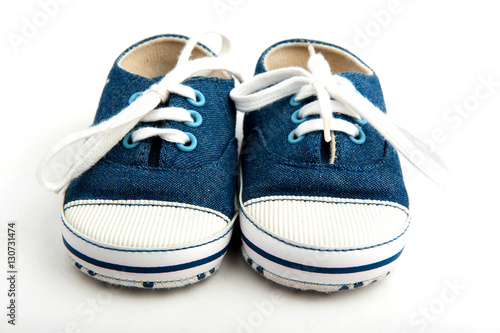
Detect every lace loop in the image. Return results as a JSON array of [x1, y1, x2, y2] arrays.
[[230, 47, 450, 188], [38, 32, 242, 193]]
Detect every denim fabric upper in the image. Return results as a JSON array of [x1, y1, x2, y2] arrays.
[[241, 39, 409, 208], [65, 35, 238, 219]]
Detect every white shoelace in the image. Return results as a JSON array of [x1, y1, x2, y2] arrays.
[[230, 46, 449, 188], [38, 32, 242, 193]]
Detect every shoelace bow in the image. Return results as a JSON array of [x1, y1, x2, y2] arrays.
[[38, 32, 242, 193], [230, 45, 449, 188]]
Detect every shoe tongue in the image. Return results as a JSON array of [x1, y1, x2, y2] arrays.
[[327, 71, 387, 167], [307, 45, 333, 81], [253, 45, 387, 166], [94, 34, 215, 125], [292, 71, 385, 165]]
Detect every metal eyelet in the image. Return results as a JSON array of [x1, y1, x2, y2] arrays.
[[187, 89, 205, 107], [288, 129, 305, 144], [184, 110, 203, 128], [128, 91, 142, 104], [122, 131, 140, 149], [348, 125, 366, 144], [176, 132, 198, 152]]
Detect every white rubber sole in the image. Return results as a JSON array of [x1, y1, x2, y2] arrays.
[[239, 197, 410, 293], [61, 212, 235, 289]]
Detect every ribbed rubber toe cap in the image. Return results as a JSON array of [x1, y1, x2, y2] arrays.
[[63, 199, 230, 249], [243, 196, 409, 249]]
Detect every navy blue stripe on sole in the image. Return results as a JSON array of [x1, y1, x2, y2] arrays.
[[63, 236, 228, 274], [241, 232, 403, 274]]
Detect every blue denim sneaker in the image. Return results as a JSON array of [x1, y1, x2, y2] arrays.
[[39, 33, 242, 288], [231, 39, 448, 292]]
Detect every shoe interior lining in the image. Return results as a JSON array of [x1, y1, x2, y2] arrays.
[[264, 43, 372, 75], [119, 37, 229, 79]]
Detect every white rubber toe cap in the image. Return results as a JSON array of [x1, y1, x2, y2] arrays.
[[243, 195, 409, 249], [63, 199, 230, 249]]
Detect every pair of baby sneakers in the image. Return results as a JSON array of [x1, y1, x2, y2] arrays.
[[39, 33, 447, 292]]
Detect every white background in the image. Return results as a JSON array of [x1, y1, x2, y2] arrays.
[[1, 0, 499, 332]]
